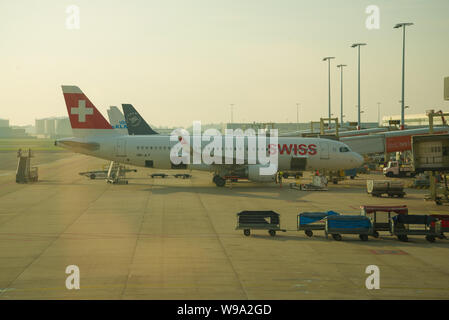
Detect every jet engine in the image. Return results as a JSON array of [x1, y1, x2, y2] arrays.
[[247, 164, 277, 182]]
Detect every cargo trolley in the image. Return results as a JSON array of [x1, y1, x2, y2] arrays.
[[236, 211, 286, 237], [391, 215, 442, 243], [325, 215, 372, 241], [360, 205, 408, 238], [297, 211, 339, 237]]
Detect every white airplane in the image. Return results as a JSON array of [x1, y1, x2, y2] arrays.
[[56, 86, 363, 186]]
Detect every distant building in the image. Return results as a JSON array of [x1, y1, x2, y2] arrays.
[[35, 119, 45, 135], [0, 118, 32, 138], [0, 126, 32, 139], [0, 118, 9, 128], [45, 119, 56, 137], [35, 117, 72, 138], [12, 125, 36, 135], [382, 112, 448, 127]]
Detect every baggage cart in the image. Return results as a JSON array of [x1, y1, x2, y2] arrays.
[[430, 214, 449, 239], [390, 215, 441, 243], [360, 205, 408, 238], [325, 215, 372, 241], [150, 173, 168, 178], [297, 211, 339, 237], [173, 173, 192, 179], [236, 211, 286, 237]]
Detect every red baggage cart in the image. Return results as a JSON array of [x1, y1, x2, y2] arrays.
[[360, 205, 408, 238]]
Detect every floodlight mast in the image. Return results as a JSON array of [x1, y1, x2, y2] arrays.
[[394, 22, 414, 130], [351, 43, 366, 130], [337, 64, 347, 127], [323, 56, 335, 129]]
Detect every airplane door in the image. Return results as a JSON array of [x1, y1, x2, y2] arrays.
[[320, 141, 329, 159], [116, 139, 127, 157]]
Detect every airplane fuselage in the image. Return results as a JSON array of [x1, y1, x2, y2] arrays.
[[57, 134, 364, 172]]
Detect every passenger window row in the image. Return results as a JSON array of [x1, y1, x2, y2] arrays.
[[137, 146, 168, 150], [136, 146, 269, 151]]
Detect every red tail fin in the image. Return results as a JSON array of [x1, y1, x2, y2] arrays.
[[62, 86, 112, 130]]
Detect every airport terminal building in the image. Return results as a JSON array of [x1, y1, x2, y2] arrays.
[[382, 113, 447, 127]]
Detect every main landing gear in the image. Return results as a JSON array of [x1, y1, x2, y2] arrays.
[[213, 175, 226, 187]]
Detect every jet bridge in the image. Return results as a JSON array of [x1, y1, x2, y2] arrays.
[[341, 134, 385, 155]]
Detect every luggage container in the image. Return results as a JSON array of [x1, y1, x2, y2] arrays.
[[297, 211, 339, 237], [325, 215, 372, 241], [366, 180, 405, 198], [236, 211, 286, 237], [390, 215, 441, 242], [360, 205, 408, 238]]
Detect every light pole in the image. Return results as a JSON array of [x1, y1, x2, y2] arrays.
[[230, 104, 234, 124], [296, 103, 300, 131], [377, 102, 381, 126], [323, 56, 335, 128], [394, 22, 414, 130], [351, 43, 367, 130], [355, 105, 364, 127], [337, 64, 347, 127]]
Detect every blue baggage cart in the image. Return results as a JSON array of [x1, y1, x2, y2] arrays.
[[297, 211, 339, 237], [325, 215, 372, 241]]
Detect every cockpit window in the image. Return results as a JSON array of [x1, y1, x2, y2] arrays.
[[339, 146, 350, 152]]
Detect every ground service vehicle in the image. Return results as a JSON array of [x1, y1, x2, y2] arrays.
[[383, 161, 415, 178]]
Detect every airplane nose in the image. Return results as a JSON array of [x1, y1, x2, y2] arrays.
[[354, 152, 364, 167]]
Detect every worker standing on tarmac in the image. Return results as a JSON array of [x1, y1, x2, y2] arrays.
[[278, 171, 283, 188]]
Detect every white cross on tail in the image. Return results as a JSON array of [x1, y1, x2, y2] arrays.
[[71, 100, 93, 122]]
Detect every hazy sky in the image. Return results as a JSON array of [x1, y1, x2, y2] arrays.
[[1, 0, 448, 127]]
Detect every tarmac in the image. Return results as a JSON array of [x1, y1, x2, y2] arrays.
[[0, 152, 448, 299]]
